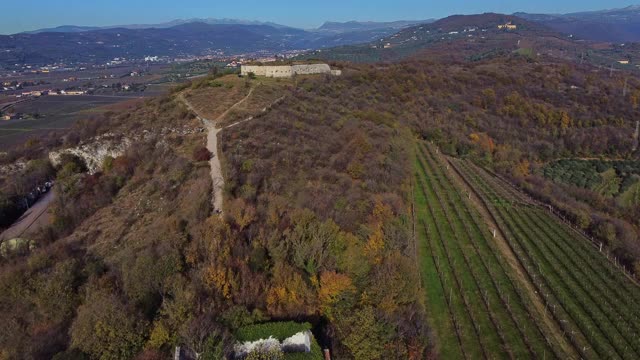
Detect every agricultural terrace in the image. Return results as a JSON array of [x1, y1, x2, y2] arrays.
[[447, 147, 640, 359], [414, 142, 567, 359], [415, 141, 640, 359]]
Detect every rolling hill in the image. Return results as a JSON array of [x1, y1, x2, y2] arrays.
[[516, 5, 640, 42], [303, 13, 584, 63], [0, 19, 433, 68]]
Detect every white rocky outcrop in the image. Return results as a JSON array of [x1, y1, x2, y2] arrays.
[[47, 126, 204, 174], [48, 133, 131, 174], [0, 160, 26, 177]]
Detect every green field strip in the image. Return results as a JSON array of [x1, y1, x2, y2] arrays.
[[414, 161, 488, 359], [473, 158, 640, 295], [526, 210, 640, 344], [452, 159, 594, 359], [509, 207, 638, 359], [528, 209, 640, 306], [414, 174, 467, 359], [473, 171, 607, 359], [414, 174, 469, 359], [442, 161, 570, 359], [464, 156, 640, 351], [467, 162, 623, 359], [415, 150, 510, 358], [498, 206, 625, 359], [421, 146, 563, 359], [419, 147, 528, 357], [417, 146, 535, 359]]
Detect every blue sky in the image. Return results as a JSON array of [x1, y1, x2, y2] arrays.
[[1, 0, 637, 34]]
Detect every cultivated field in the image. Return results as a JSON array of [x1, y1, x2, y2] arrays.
[[414, 141, 640, 359], [0, 95, 144, 148]]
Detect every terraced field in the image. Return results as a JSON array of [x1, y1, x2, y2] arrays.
[[414, 141, 640, 359]]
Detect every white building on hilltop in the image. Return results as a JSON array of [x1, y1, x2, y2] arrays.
[[241, 63, 341, 78]]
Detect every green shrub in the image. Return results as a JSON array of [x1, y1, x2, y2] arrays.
[[235, 322, 312, 342]]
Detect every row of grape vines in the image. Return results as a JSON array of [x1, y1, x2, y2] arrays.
[[448, 151, 640, 360], [413, 142, 571, 359]]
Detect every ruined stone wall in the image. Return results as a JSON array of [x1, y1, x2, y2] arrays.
[[241, 64, 337, 78], [291, 64, 331, 75], [240, 65, 269, 77]]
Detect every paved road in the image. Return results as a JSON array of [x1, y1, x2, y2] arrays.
[[0, 188, 55, 241]]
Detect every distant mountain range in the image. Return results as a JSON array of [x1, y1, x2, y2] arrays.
[[314, 20, 434, 34], [21, 19, 433, 35], [4, 6, 640, 69], [515, 5, 640, 42], [0, 19, 432, 68], [22, 18, 293, 34]]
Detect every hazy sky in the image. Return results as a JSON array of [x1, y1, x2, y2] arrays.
[[1, 0, 637, 34]]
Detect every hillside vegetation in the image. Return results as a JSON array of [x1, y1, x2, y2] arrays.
[[1, 22, 640, 358]]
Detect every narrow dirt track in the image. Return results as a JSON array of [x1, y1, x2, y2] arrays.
[[179, 87, 254, 214], [179, 86, 284, 214]]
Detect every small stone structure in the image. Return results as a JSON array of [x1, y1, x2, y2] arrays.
[[241, 64, 341, 78]]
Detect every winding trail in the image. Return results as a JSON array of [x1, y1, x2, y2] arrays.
[[179, 86, 284, 214]]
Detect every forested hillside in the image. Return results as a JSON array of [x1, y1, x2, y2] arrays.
[[1, 28, 640, 358]]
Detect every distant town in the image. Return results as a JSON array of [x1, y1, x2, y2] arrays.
[[0, 48, 310, 121]]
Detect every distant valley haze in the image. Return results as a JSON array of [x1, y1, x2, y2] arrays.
[[2, 0, 638, 34], [3, 2, 640, 68]]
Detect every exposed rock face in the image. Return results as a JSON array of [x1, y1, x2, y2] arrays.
[[0, 161, 26, 177], [48, 125, 205, 174], [48, 133, 131, 174]]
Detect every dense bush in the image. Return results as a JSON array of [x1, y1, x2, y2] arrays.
[[236, 322, 312, 342], [193, 146, 213, 162]]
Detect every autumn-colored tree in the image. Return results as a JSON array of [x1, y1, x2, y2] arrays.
[[335, 306, 386, 360], [559, 110, 572, 132], [280, 209, 340, 276], [594, 220, 617, 245], [481, 88, 497, 110], [203, 263, 236, 299], [318, 271, 355, 318], [631, 90, 639, 110], [227, 198, 256, 231], [513, 159, 531, 178], [469, 132, 496, 154], [266, 264, 316, 317], [369, 251, 421, 316], [364, 200, 393, 263], [180, 315, 229, 360], [70, 291, 147, 360]]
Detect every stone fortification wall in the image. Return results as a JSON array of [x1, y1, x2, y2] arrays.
[[291, 64, 331, 75], [241, 64, 336, 78]]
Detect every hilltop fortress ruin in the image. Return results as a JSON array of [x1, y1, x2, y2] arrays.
[[241, 63, 341, 78]]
